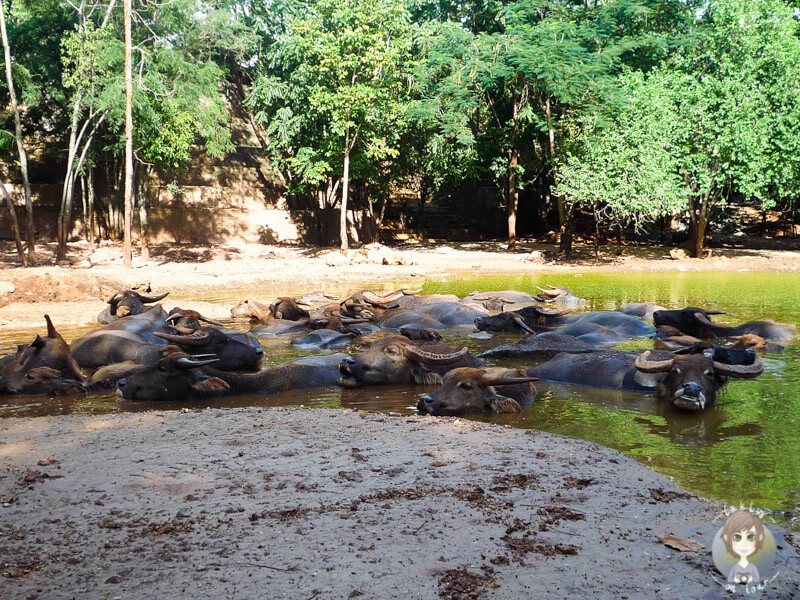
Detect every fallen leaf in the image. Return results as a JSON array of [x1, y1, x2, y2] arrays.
[[656, 534, 704, 552]]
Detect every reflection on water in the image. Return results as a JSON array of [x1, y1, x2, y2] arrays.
[[1, 271, 799, 530]]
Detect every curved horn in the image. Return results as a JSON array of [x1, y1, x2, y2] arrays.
[[169, 325, 195, 335], [480, 371, 539, 386], [154, 331, 212, 347], [536, 286, 561, 297], [136, 291, 170, 303], [198, 315, 225, 327], [713, 356, 764, 379], [362, 291, 405, 305], [106, 292, 125, 305], [508, 312, 535, 334], [44, 314, 58, 338], [174, 356, 220, 369], [635, 351, 675, 373], [692, 311, 726, 329], [403, 345, 469, 366]]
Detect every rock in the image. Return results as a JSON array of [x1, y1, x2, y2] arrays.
[[0, 281, 15, 295], [524, 251, 544, 263], [669, 248, 688, 260]]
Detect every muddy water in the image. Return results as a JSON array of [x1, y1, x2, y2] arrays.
[[1, 271, 798, 530]]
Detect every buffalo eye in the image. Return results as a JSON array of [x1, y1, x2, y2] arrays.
[[671, 367, 681, 375], [25, 373, 35, 380], [384, 347, 399, 356], [457, 381, 473, 390], [703, 369, 713, 378], [157, 364, 169, 373]]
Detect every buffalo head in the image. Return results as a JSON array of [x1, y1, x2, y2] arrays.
[[338, 336, 477, 387], [0, 366, 86, 396], [117, 354, 227, 402], [417, 367, 538, 416], [166, 308, 224, 330], [634, 350, 763, 411], [15, 315, 85, 382], [269, 297, 311, 321], [154, 327, 263, 371], [474, 305, 568, 334], [99, 289, 170, 323]]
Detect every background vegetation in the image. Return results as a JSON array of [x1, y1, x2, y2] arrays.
[[2, 0, 800, 262]]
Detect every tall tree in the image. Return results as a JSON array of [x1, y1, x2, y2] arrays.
[[247, 0, 413, 250], [122, 0, 132, 267], [0, 0, 34, 263]]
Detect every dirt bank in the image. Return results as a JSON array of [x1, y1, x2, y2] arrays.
[[1, 239, 800, 329], [1, 407, 798, 599]]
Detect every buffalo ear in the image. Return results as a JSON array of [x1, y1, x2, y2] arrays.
[[414, 372, 443, 385], [191, 377, 230, 393], [488, 397, 521, 413], [63, 383, 87, 394], [30, 334, 46, 349], [117, 305, 131, 317]]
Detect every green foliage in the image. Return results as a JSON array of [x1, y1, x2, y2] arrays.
[[247, 0, 413, 200]]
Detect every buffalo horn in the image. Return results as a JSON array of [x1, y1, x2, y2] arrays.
[[362, 290, 405, 305], [169, 325, 195, 335], [154, 331, 212, 346], [536, 286, 561, 297], [106, 292, 125, 305], [480, 371, 539, 386], [713, 356, 764, 379], [136, 291, 170, 303], [198, 315, 225, 327], [509, 312, 535, 334], [44, 314, 58, 338], [634, 351, 675, 373], [174, 356, 220, 369], [404, 345, 469, 365], [692, 311, 726, 328]]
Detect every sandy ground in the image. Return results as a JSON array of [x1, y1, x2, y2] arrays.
[[1, 239, 800, 329], [2, 407, 798, 600]]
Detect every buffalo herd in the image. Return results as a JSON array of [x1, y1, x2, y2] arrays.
[[0, 286, 794, 416]]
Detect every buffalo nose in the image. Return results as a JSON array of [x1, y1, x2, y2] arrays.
[[255, 348, 264, 356], [683, 382, 703, 396], [344, 356, 357, 366], [117, 378, 127, 389], [420, 395, 434, 405]]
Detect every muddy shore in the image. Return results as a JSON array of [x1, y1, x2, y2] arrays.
[[2, 407, 798, 599]]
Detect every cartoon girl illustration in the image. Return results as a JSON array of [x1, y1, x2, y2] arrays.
[[721, 511, 765, 584]]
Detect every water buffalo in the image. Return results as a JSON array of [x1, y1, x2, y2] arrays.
[[618, 302, 668, 320], [2, 315, 85, 382], [291, 329, 357, 349], [71, 330, 165, 369], [0, 367, 86, 396], [417, 367, 538, 416], [653, 307, 797, 344], [373, 309, 446, 330], [154, 328, 263, 371], [117, 353, 342, 402], [411, 301, 488, 326], [655, 325, 702, 350], [463, 290, 538, 311], [527, 349, 763, 411], [231, 298, 272, 322], [102, 305, 172, 343], [337, 336, 481, 387], [730, 334, 783, 354], [340, 289, 419, 319], [474, 306, 569, 334], [97, 290, 169, 324], [270, 297, 311, 321], [534, 285, 586, 306], [478, 333, 599, 360], [399, 327, 442, 342], [166, 308, 224, 330]]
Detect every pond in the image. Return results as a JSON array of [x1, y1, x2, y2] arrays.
[[1, 271, 798, 531]]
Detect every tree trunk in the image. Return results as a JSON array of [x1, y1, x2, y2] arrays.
[[123, 0, 134, 268], [0, 179, 27, 264], [0, 0, 34, 264], [340, 137, 351, 253], [594, 218, 600, 259], [544, 97, 572, 257], [138, 165, 150, 259], [87, 165, 96, 245], [507, 146, 519, 251]]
